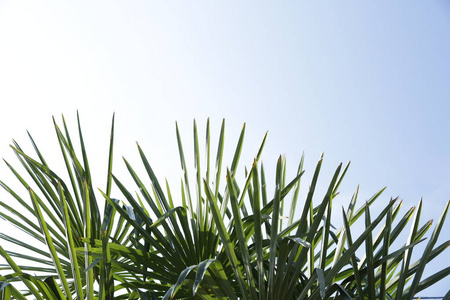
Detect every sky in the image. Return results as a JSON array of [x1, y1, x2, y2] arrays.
[[0, 0, 450, 296]]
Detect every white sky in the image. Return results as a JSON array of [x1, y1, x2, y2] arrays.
[[1, 1, 450, 296]]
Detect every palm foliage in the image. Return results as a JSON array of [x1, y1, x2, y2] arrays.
[[0, 114, 449, 299]]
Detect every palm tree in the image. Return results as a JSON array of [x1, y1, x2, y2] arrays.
[[0, 114, 448, 299]]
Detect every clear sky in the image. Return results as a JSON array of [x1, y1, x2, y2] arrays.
[[1, 1, 449, 296]]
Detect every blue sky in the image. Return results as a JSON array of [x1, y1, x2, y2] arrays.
[[0, 1, 449, 296]]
